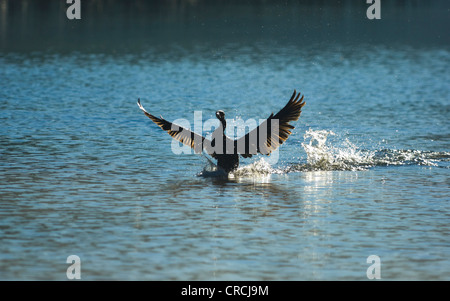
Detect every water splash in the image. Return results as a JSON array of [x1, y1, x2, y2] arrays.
[[295, 128, 375, 171], [287, 128, 449, 172], [199, 128, 450, 177], [371, 149, 450, 167], [198, 157, 275, 179], [232, 158, 275, 177]]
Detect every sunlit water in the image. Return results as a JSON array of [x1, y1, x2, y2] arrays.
[[1, 44, 449, 280]]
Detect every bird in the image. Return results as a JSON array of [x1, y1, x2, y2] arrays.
[[137, 90, 306, 173]]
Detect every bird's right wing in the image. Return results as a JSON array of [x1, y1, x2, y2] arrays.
[[137, 99, 216, 157]]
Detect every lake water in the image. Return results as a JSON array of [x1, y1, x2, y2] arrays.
[[1, 1, 449, 281]]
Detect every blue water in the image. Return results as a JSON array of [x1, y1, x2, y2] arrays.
[[1, 43, 449, 280]]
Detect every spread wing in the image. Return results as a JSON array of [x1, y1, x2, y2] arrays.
[[137, 99, 215, 156], [234, 90, 305, 158]]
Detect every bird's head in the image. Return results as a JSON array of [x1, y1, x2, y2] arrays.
[[215, 110, 226, 128], [215, 110, 225, 121]]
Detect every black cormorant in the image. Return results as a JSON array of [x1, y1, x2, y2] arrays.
[[137, 90, 305, 172]]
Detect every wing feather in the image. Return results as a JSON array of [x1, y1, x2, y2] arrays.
[[235, 90, 305, 158], [137, 99, 215, 156]]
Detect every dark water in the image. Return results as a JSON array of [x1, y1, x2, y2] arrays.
[[0, 1, 449, 280]]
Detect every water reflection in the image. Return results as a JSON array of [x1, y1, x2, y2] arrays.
[[1, 0, 449, 53]]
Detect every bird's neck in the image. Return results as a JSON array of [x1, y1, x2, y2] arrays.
[[220, 119, 226, 132]]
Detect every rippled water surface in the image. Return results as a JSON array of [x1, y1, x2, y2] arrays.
[[1, 2, 450, 281]]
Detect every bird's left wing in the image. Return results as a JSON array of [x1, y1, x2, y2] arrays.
[[137, 99, 216, 156]]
